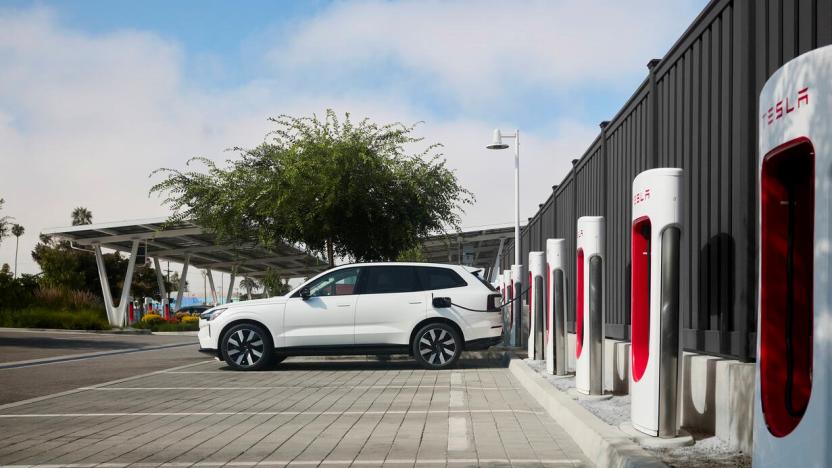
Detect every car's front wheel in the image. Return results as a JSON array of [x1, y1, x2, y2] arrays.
[[412, 322, 462, 369], [221, 323, 273, 371]]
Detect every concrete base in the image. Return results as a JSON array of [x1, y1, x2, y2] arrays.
[[618, 423, 694, 449], [548, 373, 573, 380], [567, 332, 755, 452], [509, 359, 667, 467], [567, 388, 614, 401]]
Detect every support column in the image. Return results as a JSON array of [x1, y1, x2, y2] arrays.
[[175, 254, 191, 311], [153, 257, 167, 304], [94, 244, 116, 326], [93, 240, 139, 328], [226, 268, 237, 303], [206, 268, 218, 305]]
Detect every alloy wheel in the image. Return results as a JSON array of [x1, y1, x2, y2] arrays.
[[225, 328, 265, 368], [418, 328, 457, 366]]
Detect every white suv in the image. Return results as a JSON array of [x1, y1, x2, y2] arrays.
[[198, 262, 504, 370]]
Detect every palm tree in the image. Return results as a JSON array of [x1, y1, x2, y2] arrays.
[[71, 207, 93, 226], [239, 277, 261, 300], [11, 224, 24, 278]]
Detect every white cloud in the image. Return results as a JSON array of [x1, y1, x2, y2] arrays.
[[270, 0, 703, 105], [0, 2, 701, 292]]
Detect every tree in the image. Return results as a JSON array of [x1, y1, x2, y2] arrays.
[[239, 277, 261, 300], [0, 198, 12, 246], [71, 207, 93, 226], [11, 224, 24, 278], [151, 110, 473, 265], [262, 268, 292, 296], [396, 245, 427, 262]]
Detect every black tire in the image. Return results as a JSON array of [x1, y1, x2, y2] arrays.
[[412, 322, 462, 369], [220, 323, 273, 371]]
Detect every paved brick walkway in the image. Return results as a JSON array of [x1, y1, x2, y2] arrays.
[[0, 358, 591, 467]]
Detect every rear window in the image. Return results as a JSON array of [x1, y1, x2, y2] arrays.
[[415, 267, 467, 290]]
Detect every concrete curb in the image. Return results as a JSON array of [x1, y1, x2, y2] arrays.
[[508, 359, 667, 468], [0, 327, 151, 335]]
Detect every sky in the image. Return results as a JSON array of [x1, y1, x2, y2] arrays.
[[0, 0, 707, 295]]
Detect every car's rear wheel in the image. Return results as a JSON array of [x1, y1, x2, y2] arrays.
[[412, 322, 462, 369], [221, 323, 273, 371]]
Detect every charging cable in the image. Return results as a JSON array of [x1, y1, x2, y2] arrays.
[[433, 286, 531, 313]]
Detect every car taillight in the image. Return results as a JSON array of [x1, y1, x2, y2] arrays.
[[488, 294, 502, 312]]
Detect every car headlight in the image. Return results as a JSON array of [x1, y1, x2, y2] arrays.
[[200, 307, 227, 321]]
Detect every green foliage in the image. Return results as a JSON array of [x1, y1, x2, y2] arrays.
[[151, 110, 473, 263], [0, 307, 110, 330], [133, 316, 198, 332], [396, 245, 428, 262], [33, 286, 102, 311], [0, 198, 12, 245], [0, 267, 38, 310], [262, 269, 292, 296], [31, 236, 172, 300], [11, 224, 24, 238], [71, 207, 93, 226]]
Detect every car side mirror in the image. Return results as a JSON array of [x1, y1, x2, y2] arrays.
[[300, 288, 311, 300], [432, 297, 452, 308]]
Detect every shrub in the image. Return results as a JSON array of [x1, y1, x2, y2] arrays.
[[141, 313, 163, 325], [0, 307, 110, 330], [0, 271, 38, 310], [181, 315, 199, 324], [34, 287, 101, 311]]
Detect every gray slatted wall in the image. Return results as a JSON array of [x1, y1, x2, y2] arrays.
[[499, 0, 831, 360]]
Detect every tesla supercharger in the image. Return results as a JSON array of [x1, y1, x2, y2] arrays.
[[528, 252, 545, 360], [629, 168, 683, 438], [576, 216, 605, 395], [546, 239, 568, 375], [511, 264, 523, 347], [755, 45, 832, 467], [503, 269, 512, 344]]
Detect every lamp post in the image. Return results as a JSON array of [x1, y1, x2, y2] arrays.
[[486, 129, 521, 268], [487, 129, 523, 347]]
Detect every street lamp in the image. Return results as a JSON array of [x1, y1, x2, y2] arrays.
[[486, 128, 521, 268]]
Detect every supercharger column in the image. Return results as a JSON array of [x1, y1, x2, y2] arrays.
[[502, 269, 513, 345], [754, 44, 832, 467], [528, 252, 546, 360], [575, 216, 604, 395], [546, 239, 568, 375], [629, 168, 683, 438], [510, 264, 524, 347]]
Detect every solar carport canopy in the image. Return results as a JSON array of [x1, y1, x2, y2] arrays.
[[41, 217, 328, 278]]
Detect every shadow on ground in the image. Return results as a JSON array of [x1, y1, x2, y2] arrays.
[[215, 354, 513, 372]]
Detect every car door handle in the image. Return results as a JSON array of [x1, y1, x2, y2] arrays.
[[408, 301, 423, 304], [337, 304, 351, 307]]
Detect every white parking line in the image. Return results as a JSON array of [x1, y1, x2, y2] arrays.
[[449, 390, 465, 407], [0, 359, 216, 412], [447, 416, 470, 451], [84, 385, 519, 391], [0, 343, 197, 370], [0, 409, 543, 418], [0, 458, 582, 467]]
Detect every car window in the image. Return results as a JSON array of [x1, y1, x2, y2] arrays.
[[306, 267, 361, 297], [415, 267, 467, 290], [362, 266, 420, 294]]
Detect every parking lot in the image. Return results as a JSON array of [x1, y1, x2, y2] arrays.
[[0, 331, 589, 468]]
